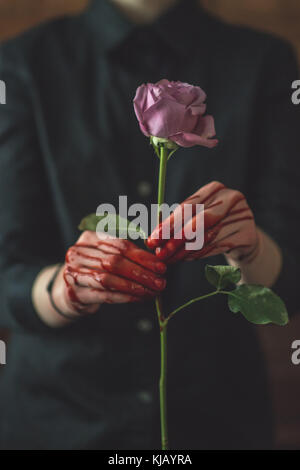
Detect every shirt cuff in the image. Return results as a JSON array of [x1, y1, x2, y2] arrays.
[[1, 263, 52, 332]]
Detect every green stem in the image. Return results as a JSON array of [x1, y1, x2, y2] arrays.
[[156, 296, 168, 450], [165, 289, 233, 324], [167, 290, 219, 323], [157, 146, 168, 220], [155, 144, 169, 450], [153, 144, 232, 448]]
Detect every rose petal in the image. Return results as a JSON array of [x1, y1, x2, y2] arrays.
[[139, 122, 150, 137], [173, 86, 197, 106], [175, 83, 207, 107], [147, 84, 161, 107], [191, 86, 207, 104], [156, 79, 171, 89], [142, 97, 197, 138], [133, 85, 148, 122], [170, 132, 218, 148], [190, 103, 207, 116], [193, 115, 216, 138]]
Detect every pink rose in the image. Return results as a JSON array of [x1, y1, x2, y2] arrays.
[[133, 79, 218, 148]]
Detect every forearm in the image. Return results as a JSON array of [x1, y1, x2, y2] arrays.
[[31, 264, 74, 328], [225, 228, 282, 288]]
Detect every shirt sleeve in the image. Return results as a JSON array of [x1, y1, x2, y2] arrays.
[[246, 38, 300, 315], [0, 64, 61, 332]]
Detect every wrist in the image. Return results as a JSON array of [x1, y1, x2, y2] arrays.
[[51, 265, 79, 319], [32, 265, 76, 328], [225, 228, 282, 287], [226, 229, 262, 265]]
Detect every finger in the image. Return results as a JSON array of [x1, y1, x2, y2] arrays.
[[74, 287, 142, 305], [177, 217, 255, 262], [75, 231, 136, 259], [194, 207, 255, 260], [83, 233, 167, 274], [167, 238, 221, 263], [66, 245, 105, 270], [100, 253, 166, 292], [155, 209, 206, 261], [147, 181, 225, 248], [155, 190, 249, 261], [63, 269, 143, 311], [99, 272, 155, 297], [65, 268, 156, 298], [97, 236, 167, 274], [75, 230, 122, 249], [123, 243, 166, 274], [67, 242, 166, 276], [147, 203, 186, 249], [66, 245, 166, 291]]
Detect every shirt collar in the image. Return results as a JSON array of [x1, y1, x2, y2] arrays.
[[85, 0, 205, 56], [154, 0, 205, 56]]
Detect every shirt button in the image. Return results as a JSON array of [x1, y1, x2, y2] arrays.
[[138, 390, 153, 404], [136, 318, 153, 333], [137, 180, 152, 198]]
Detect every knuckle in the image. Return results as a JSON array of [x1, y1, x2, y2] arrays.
[[103, 292, 114, 304], [78, 230, 97, 244], [62, 264, 70, 279], [77, 231, 89, 243], [123, 238, 134, 250], [65, 246, 76, 264], [208, 181, 225, 191], [108, 253, 122, 268], [231, 189, 244, 200], [99, 273, 110, 287]]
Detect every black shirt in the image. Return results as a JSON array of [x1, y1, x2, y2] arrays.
[[0, 0, 299, 450]]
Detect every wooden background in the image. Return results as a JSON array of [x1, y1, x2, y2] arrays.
[[0, 0, 300, 449]]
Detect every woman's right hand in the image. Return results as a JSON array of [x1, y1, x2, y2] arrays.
[[51, 231, 167, 318]]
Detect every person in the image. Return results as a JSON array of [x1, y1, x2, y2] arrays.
[[0, 0, 299, 450]]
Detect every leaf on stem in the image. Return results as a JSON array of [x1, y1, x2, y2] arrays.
[[227, 284, 289, 326], [78, 213, 146, 239], [205, 265, 241, 290]]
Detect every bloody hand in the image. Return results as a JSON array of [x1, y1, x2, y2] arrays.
[[53, 231, 167, 316], [147, 181, 259, 264]]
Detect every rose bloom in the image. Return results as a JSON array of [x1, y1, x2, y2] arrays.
[[133, 79, 218, 148]]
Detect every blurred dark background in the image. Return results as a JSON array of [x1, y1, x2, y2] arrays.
[[0, 0, 300, 449]]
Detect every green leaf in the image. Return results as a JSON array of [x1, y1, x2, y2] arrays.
[[78, 213, 146, 239], [227, 284, 289, 326], [78, 213, 103, 232], [205, 265, 241, 290]]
